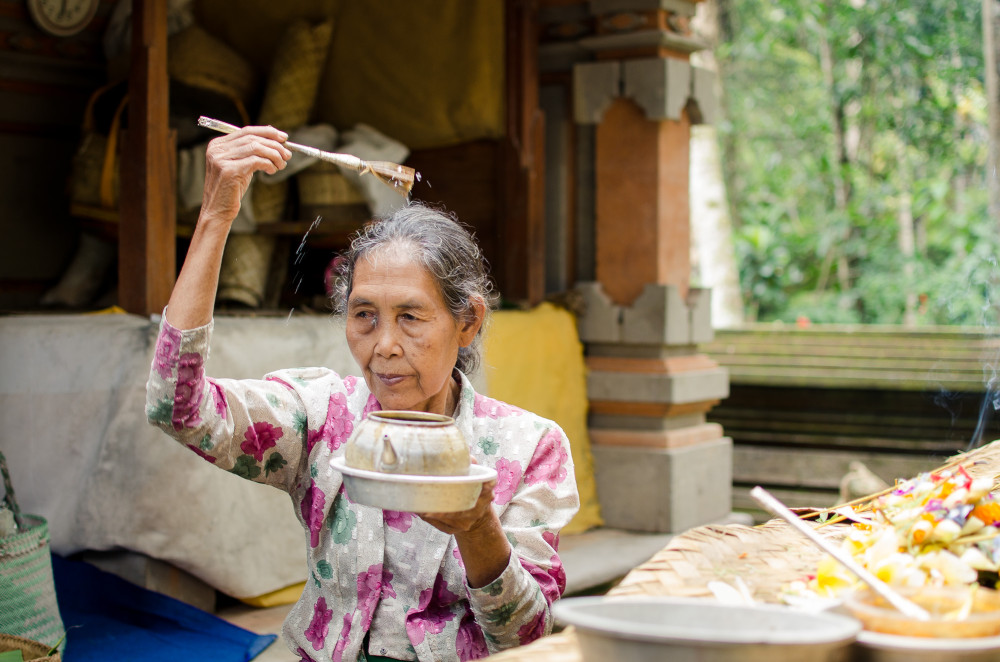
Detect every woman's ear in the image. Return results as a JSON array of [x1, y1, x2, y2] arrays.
[[458, 296, 487, 347]]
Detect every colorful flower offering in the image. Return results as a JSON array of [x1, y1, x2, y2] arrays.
[[803, 466, 1000, 597]]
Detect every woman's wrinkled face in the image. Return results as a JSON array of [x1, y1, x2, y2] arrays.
[[346, 245, 480, 415]]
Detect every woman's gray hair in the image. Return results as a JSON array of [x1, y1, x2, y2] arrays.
[[332, 203, 500, 374]]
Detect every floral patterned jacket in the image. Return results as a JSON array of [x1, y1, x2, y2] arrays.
[[145, 316, 579, 661]]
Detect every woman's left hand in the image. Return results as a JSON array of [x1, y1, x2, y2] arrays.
[[418, 460, 512, 588], [419, 477, 498, 536]]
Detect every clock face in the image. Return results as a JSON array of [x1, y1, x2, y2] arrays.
[[28, 0, 99, 37]]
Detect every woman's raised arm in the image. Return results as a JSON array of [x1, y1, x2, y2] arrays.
[[165, 126, 291, 330]]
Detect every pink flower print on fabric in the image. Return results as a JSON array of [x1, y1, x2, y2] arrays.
[[304, 596, 334, 650], [516, 609, 547, 646], [472, 394, 524, 419], [362, 393, 380, 417], [519, 556, 566, 605], [306, 427, 322, 455], [493, 458, 523, 506], [543, 530, 559, 551], [209, 380, 228, 417], [325, 393, 353, 451], [152, 323, 182, 380], [242, 421, 282, 461], [452, 547, 465, 571], [330, 613, 352, 662], [307, 393, 354, 454], [524, 429, 569, 489], [384, 510, 413, 532], [455, 611, 489, 660], [186, 444, 216, 464], [405, 573, 459, 645], [295, 648, 317, 662], [343, 375, 357, 395], [357, 563, 395, 625], [266, 376, 296, 392], [172, 352, 205, 430], [301, 482, 326, 548]]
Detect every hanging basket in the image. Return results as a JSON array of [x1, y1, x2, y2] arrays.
[[0, 452, 65, 654]]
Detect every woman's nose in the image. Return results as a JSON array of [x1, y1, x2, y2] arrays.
[[373, 321, 402, 357]]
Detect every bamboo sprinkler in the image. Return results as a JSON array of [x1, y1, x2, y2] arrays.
[[197, 116, 417, 197]]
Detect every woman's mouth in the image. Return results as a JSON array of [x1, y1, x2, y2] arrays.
[[375, 373, 407, 387]]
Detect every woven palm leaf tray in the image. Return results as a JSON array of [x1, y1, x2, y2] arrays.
[[486, 440, 1000, 661]]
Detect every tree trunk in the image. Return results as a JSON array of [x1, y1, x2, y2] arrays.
[[690, 0, 744, 328], [985, 0, 1000, 226], [818, 1, 853, 304], [896, 139, 917, 326]]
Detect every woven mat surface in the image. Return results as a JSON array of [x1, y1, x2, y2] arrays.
[[486, 440, 1000, 661]]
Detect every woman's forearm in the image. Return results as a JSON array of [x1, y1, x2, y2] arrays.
[[455, 511, 511, 588], [165, 218, 230, 329]]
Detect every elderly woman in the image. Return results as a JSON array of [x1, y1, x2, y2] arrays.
[[145, 126, 579, 662]]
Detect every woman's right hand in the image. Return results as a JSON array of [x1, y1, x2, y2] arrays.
[[200, 126, 292, 228]]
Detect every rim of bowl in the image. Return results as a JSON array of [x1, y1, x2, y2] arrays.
[[552, 596, 861, 646], [332, 457, 497, 484], [368, 410, 454, 425]]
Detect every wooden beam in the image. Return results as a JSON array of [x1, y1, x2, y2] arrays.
[[118, 0, 174, 316], [500, 0, 546, 305]]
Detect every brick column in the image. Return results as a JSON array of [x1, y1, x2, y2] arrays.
[[572, 0, 730, 533]]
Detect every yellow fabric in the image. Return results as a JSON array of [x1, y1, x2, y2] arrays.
[[193, 0, 338, 75], [85, 306, 127, 315], [195, 0, 504, 149], [240, 581, 305, 608], [315, 0, 505, 150], [483, 304, 603, 536]]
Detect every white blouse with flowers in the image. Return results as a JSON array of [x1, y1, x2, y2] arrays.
[[145, 315, 579, 662]]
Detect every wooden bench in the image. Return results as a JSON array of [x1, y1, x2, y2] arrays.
[[702, 325, 1000, 519]]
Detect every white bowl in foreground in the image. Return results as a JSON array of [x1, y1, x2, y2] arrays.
[[854, 630, 1000, 662], [331, 456, 497, 513], [553, 596, 861, 662]]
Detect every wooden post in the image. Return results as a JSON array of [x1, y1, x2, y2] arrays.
[[500, 0, 546, 306], [118, 0, 174, 316]]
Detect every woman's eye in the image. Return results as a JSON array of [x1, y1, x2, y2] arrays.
[[400, 313, 417, 321]]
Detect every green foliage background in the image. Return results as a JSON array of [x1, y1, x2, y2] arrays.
[[718, 0, 995, 326]]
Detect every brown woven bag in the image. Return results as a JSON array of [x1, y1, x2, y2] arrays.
[[0, 632, 60, 661]]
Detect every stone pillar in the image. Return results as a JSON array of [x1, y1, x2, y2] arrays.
[[572, 0, 730, 533]]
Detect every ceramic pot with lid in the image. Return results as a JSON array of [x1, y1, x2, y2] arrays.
[[344, 410, 470, 476]]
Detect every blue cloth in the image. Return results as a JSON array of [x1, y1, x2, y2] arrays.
[[52, 555, 277, 662]]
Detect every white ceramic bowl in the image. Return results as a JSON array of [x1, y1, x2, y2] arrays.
[[553, 596, 861, 662], [854, 630, 1000, 662], [331, 457, 496, 513]]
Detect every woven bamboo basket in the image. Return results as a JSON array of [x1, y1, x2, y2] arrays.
[[217, 234, 276, 308], [0, 451, 64, 656], [297, 161, 370, 228], [250, 179, 289, 225], [256, 19, 333, 131], [168, 24, 257, 117], [486, 441, 1000, 662], [246, 18, 334, 227], [0, 633, 60, 662]]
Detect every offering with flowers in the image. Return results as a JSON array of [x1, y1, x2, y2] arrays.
[[788, 465, 1000, 600]]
